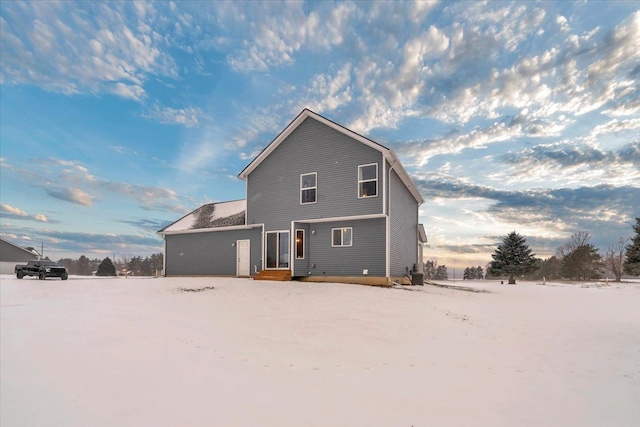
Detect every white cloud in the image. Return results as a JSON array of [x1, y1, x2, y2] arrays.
[[296, 63, 353, 113], [34, 214, 49, 222], [5, 158, 181, 212], [556, 15, 570, 32], [226, 2, 355, 72], [0, 1, 178, 101], [141, 103, 204, 127], [590, 118, 640, 139], [585, 11, 640, 88], [410, 0, 439, 24], [1, 204, 28, 217], [46, 187, 95, 206]]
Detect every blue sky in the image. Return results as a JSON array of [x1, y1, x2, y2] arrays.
[[1, 1, 638, 269]]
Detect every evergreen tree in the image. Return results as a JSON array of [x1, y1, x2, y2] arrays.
[[76, 255, 91, 275], [623, 217, 640, 276], [463, 267, 471, 280], [489, 231, 537, 284], [560, 244, 602, 280], [96, 257, 117, 276]]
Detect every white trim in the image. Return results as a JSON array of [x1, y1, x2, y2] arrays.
[[260, 225, 265, 271], [382, 155, 387, 215], [358, 163, 378, 198], [295, 213, 386, 224], [245, 175, 249, 225], [386, 215, 390, 278], [386, 160, 400, 279], [265, 230, 290, 270], [290, 221, 295, 276], [331, 227, 353, 247], [295, 229, 305, 260], [300, 172, 318, 205], [159, 224, 261, 236], [162, 235, 167, 276]]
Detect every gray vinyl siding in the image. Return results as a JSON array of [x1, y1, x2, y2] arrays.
[[0, 239, 38, 263], [165, 228, 262, 276], [389, 169, 419, 277], [305, 218, 386, 277], [247, 117, 383, 231]]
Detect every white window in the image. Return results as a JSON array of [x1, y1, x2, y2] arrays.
[[332, 227, 353, 247], [301, 172, 317, 204], [358, 163, 378, 198]]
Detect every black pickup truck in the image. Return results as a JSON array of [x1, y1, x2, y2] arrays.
[[15, 260, 68, 280]]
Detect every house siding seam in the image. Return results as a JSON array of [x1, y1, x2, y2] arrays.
[[246, 117, 383, 231], [389, 169, 419, 277], [165, 228, 262, 276]]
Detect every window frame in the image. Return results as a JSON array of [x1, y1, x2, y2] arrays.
[[331, 227, 353, 247], [266, 230, 290, 269], [295, 229, 305, 259], [358, 163, 378, 198], [300, 172, 318, 205]]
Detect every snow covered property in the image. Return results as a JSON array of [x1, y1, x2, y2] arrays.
[[2, 276, 639, 426], [159, 109, 427, 285]]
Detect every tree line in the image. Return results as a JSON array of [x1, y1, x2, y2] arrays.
[[432, 217, 640, 283], [57, 253, 164, 276]]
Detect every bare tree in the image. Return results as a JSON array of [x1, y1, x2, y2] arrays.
[[604, 237, 629, 282], [557, 231, 591, 259]]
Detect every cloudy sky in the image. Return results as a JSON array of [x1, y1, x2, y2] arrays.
[[1, 1, 638, 269]]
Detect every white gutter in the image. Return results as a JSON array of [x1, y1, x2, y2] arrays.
[[158, 223, 262, 236]]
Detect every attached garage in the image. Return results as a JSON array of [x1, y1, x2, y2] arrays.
[[158, 200, 263, 277], [0, 237, 39, 275]]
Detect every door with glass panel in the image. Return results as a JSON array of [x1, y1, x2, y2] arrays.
[[266, 231, 290, 269]]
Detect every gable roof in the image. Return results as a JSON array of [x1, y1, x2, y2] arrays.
[[158, 200, 247, 234], [0, 237, 40, 258], [238, 109, 424, 204]]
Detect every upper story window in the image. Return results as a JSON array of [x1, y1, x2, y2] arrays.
[[358, 163, 378, 198], [300, 172, 317, 204], [332, 227, 353, 247]]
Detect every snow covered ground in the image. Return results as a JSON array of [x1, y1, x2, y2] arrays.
[[2, 275, 639, 426]]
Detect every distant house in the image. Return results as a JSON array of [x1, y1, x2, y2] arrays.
[[159, 109, 426, 285], [0, 237, 39, 275]]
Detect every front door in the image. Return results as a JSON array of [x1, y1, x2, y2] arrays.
[[265, 231, 289, 269], [236, 239, 250, 277]]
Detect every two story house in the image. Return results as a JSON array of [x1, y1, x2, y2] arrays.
[[158, 109, 426, 285]]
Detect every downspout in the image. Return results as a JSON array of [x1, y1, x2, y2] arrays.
[[161, 234, 167, 276], [386, 159, 400, 281], [290, 220, 295, 277]]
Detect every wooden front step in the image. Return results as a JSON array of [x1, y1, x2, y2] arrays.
[[253, 269, 292, 281]]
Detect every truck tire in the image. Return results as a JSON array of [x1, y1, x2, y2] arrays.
[[38, 271, 46, 280], [16, 270, 24, 279], [61, 273, 68, 280]]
